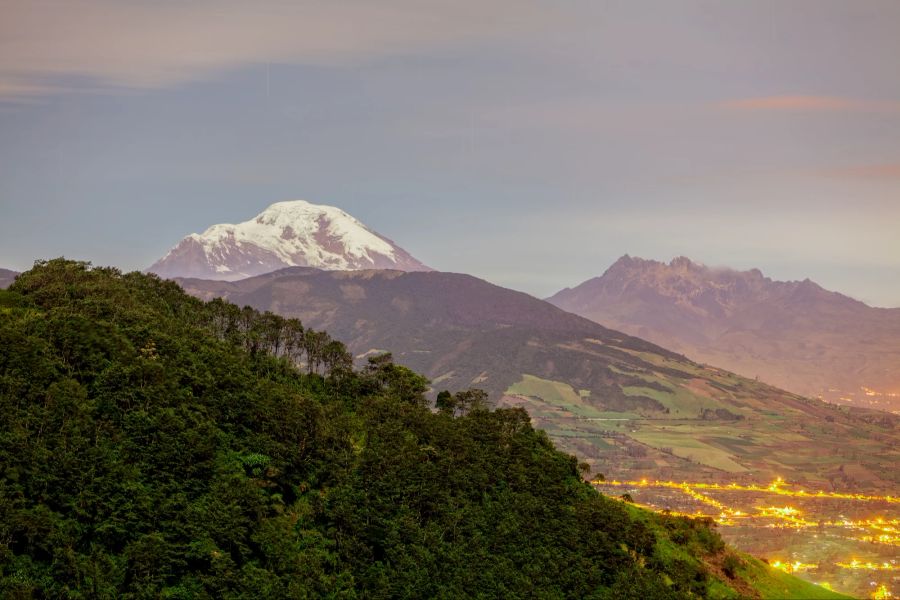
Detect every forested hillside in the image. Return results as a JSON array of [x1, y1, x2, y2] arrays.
[[0, 260, 846, 599]]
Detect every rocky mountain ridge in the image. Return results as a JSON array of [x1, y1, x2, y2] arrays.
[[548, 255, 900, 410]]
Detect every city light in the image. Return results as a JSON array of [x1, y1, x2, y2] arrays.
[[594, 476, 899, 598]]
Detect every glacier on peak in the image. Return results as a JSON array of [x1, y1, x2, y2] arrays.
[[148, 199, 430, 281]]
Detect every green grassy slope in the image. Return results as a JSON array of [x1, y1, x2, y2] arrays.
[[618, 504, 851, 600], [737, 557, 850, 600], [504, 363, 898, 488]]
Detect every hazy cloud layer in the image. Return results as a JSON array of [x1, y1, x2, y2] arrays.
[[720, 95, 900, 113], [819, 163, 900, 180], [0, 0, 552, 99]]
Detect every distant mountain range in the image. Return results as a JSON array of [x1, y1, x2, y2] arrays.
[[548, 256, 900, 412], [0, 268, 18, 289], [176, 267, 899, 491], [148, 200, 431, 280]]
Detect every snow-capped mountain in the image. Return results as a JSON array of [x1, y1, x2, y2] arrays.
[[148, 200, 431, 280]]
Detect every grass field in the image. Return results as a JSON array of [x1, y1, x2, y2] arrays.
[[504, 370, 900, 491], [621, 383, 730, 417], [507, 374, 639, 420], [508, 373, 582, 406], [738, 557, 851, 599], [627, 427, 749, 472]]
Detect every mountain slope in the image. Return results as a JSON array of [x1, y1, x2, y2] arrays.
[[1, 258, 845, 599], [0, 268, 17, 289], [148, 200, 430, 280], [177, 266, 685, 402], [176, 267, 899, 491], [547, 255, 900, 412]]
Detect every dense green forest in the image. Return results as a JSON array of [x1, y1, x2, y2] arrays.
[[0, 260, 845, 599]]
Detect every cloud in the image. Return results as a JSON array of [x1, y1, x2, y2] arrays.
[[0, 0, 552, 100], [818, 163, 900, 180], [719, 95, 900, 113], [0, 78, 65, 102]]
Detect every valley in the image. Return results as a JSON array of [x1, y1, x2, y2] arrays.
[[502, 368, 898, 492], [825, 386, 900, 413], [502, 359, 899, 598], [593, 478, 898, 599], [500, 359, 899, 597]]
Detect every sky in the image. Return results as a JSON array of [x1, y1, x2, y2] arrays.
[[1, 0, 899, 306]]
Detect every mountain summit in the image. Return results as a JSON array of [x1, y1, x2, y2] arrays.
[[548, 255, 900, 410], [550, 255, 862, 322], [148, 200, 430, 280]]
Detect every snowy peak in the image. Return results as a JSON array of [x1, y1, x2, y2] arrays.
[[148, 200, 431, 280]]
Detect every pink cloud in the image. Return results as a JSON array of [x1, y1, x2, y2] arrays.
[[719, 95, 900, 113], [819, 163, 900, 179]]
